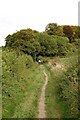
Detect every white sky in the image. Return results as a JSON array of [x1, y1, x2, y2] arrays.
[[0, 0, 79, 46]]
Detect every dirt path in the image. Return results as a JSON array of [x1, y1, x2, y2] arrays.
[[38, 61, 63, 118], [38, 66, 48, 118]]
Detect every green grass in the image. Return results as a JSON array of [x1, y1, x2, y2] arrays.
[[44, 62, 63, 118], [0, 47, 2, 119], [12, 65, 45, 118], [56, 55, 78, 118], [44, 53, 78, 118], [2, 50, 45, 118], [2, 48, 79, 118]]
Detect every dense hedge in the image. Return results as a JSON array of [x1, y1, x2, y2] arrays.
[[56, 58, 78, 118]]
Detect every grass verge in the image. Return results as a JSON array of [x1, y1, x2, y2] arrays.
[[44, 54, 78, 118], [2, 50, 45, 118]]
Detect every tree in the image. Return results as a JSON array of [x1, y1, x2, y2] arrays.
[[51, 35, 69, 56], [63, 26, 73, 43], [45, 23, 63, 36], [5, 29, 39, 47], [76, 26, 80, 38], [23, 40, 41, 61], [5, 35, 13, 47], [38, 33, 58, 56]]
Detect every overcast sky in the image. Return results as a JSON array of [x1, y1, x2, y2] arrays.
[[0, 0, 79, 46]]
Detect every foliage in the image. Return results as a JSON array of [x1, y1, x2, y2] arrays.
[[5, 29, 38, 49], [52, 35, 69, 56], [63, 26, 74, 43], [2, 22, 79, 118], [45, 55, 78, 118], [56, 56, 78, 118], [76, 26, 80, 38], [45, 23, 63, 36], [5, 24, 79, 60], [2, 49, 45, 118], [5, 29, 41, 61], [38, 33, 58, 56]]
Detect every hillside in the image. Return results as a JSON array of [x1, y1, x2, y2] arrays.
[[2, 23, 79, 119]]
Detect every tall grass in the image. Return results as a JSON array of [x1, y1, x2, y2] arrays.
[[2, 49, 45, 118], [44, 54, 78, 118], [0, 47, 2, 119], [44, 63, 63, 118]]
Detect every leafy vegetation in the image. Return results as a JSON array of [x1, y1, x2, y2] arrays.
[[0, 47, 2, 119], [2, 23, 79, 118], [2, 49, 45, 118], [45, 55, 78, 118]]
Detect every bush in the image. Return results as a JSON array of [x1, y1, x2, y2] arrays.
[[57, 62, 78, 117], [2, 49, 34, 117]]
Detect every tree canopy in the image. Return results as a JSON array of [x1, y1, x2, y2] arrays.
[[5, 23, 79, 60]]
